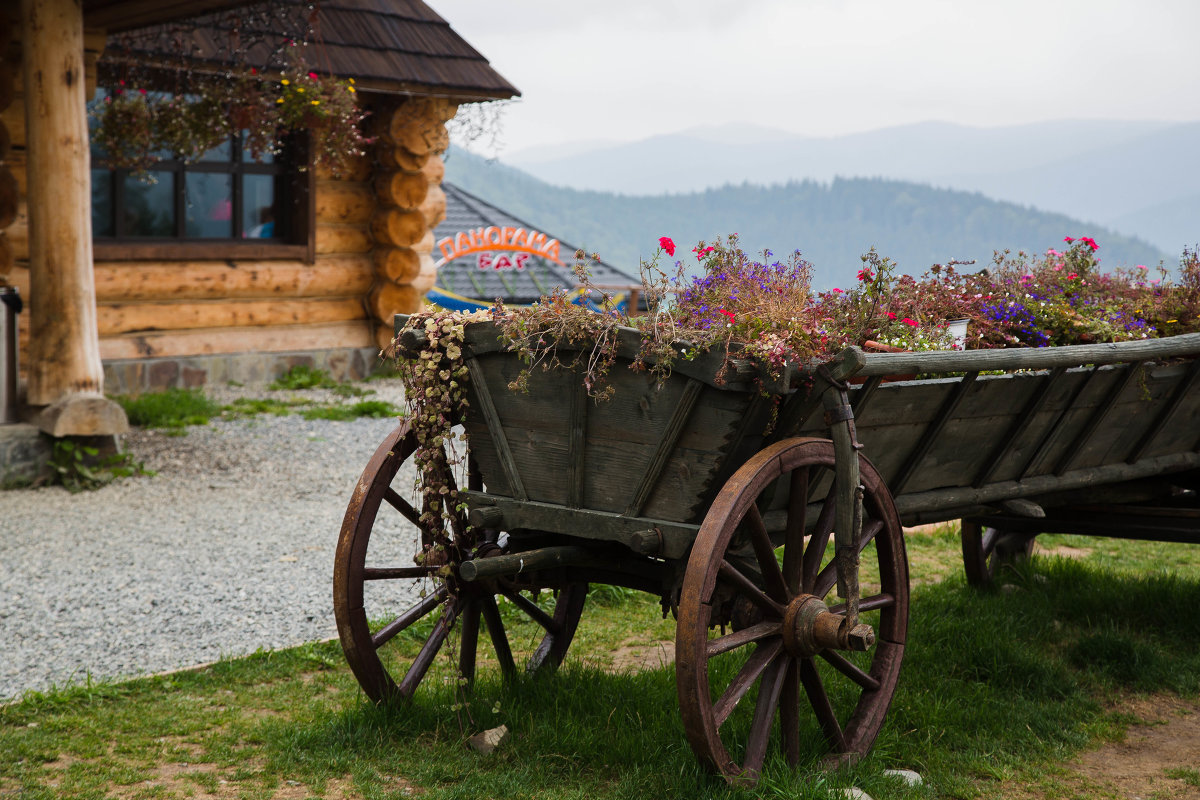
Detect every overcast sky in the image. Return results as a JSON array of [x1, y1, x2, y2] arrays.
[[431, 0, 1200, 158]]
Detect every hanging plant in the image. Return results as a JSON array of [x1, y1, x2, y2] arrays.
[[93, 90, 156, 171], [271, 70, 372, 176]]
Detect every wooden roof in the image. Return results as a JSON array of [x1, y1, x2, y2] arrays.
[[100, 0, 519, 101]]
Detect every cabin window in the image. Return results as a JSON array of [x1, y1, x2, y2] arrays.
[[88, 89, 312, 261]]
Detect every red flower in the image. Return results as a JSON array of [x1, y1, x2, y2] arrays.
[[832, 287, 844, 294], [1079, 236, 1099, 250], [1064, 237, 1075, 244], [717, 308, 736, 322], [308, 71, 319, 80], [886, 312, 897, 319], [858, 268, 874, 282], [1067, 272, 1079, 280], [902, 317, 918, 327], [659, 237, 676, 256]]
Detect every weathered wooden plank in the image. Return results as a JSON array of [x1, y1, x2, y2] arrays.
[[567, 375, 587, 508], [466, 357, 528, 501], [850, 375, 883, 417], [1128, 358, 1200, 464], [972, 367, 1066, 487], [890, 371, 978, 494], [1054, 362, 1143, 475], [1017, 366, 1101, 479], [625, 378, 704, 517]]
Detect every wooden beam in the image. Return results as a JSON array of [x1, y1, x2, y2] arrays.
[[93, 257, 374, 302], [98, 320, 373, 360], [21, 0, 108, 405], [1053, 362, 1143, 475]]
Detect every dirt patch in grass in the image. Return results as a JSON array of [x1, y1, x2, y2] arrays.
[[1032, 541, 1092, 560], [609, 639, 675, 673], [1071, 695, 1200, 799]]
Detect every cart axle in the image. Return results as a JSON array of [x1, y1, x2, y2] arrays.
[[781, 594, 875, 656]]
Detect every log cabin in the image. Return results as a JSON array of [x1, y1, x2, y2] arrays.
[[0, 0, 516, 479]]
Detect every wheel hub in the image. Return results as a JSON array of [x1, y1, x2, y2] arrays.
[[781, 594, 875, 657]]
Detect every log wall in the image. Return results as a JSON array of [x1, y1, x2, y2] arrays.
[[0, 46, 457, 390]]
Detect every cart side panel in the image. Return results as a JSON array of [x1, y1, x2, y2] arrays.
[[464, 350, 757, 523]]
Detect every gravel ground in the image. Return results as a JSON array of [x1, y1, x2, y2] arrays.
[[0, 379, 419, 701]]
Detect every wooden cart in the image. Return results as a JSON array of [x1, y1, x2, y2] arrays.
[[333, 316, 1200, 783]]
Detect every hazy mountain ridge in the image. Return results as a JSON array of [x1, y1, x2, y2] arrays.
[[444, 147, 1169, 291], [500, 120, 1197, 253]]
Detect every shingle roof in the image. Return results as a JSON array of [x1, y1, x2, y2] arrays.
[[101, 0, 518, 101], [435, 183, 640, 306]]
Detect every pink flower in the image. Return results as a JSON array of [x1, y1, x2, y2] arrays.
[[1053, 266, 1062, 271], [1064, 237, 1075, 244], [858, 267, 874, 282], [308, 71, 319, 80], [1137, 264, 1148, 270], [658, 237, 676, 256], [691, 245, 716, 261], [1067, 272, 1079, 280], [886, 311, 897, 319], [1080, 236, 1099, 250], [902, 317, 919, 327], [832, 288, 844, 294]]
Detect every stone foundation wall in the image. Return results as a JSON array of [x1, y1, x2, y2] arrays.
[[102, 346, 383, 395]]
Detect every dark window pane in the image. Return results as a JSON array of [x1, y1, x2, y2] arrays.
[[242, 174, 278, 238], [185, 173, 233, 238], [123, 173, 175, 236], [196, 136, 232, 163], [91, 170, 113, 237]]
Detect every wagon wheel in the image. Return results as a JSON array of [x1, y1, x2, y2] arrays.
[[960, 520, 1036, 587], [334, 421, 588, 703], [677, 437, 908, 783]]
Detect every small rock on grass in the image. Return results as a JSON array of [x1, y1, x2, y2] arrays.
[[468, 725, 510, 755], [838, 788, 873, 800], [882, 768, 923, 786]]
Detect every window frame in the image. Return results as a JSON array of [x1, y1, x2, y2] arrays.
[[90, 129, 315, 263]]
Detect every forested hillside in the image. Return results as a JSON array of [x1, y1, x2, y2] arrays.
[[444, 147, 1170, 291]]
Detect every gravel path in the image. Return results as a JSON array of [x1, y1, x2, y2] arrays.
[[0, 380, 419, 701]]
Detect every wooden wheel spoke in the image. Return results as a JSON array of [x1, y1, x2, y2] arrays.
[[501, 589, 558, 633], [713, 640, 783, 729], [812, 518, 885, 599], [743, 653, 789, 775], [780, 660, 801, 766], [782, 467, 809, 596], [827, 592, 895, 615], [458, 599, 481, 685], [706, 621, 780, 658], [397, 601, 459, 698], [980, 527, 1000, 559], [798, 656, 846, 751], [818, 650, 881, 691], [480, 594, 517, 676], [371, 585, 448, 649], [719, 560, 786, 617], [382, 487, 422, 528], [802, 480, 838, 592], [745, 504, 789, 603], [362, 565, 437, 581]]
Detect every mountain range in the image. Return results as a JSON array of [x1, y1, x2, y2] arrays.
[[443, 144, 1172, 291], [501, 120, 1199, 257]]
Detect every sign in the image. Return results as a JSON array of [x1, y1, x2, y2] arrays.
[[435, 226, 562, 269]]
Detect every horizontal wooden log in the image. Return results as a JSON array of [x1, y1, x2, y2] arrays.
[[368, 280, 423, 323], [93, 256, 374, 301], [315, 222, 373, 254], [376, 144, 429, 172], [420, 183, 446, 229], [375, 323, 396, 353], [99, 320, 374, 360], [833, 335, 1200, 379], [370, 207, 426, 248], [98, 297, 366, 335], [421, 153, 445, 185], [373, 169, 428, 210], [386, 103, 449, 156], [314, 153, 371, 182], [411, 251, 436, 294], [314, 181, 374, 225], [373, 246, 420, 284], [412, 227, 435, 256]]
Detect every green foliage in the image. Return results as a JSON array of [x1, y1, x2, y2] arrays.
[[113, 387, 223, 430], [46, 439, 153, 492], [269, 365, 338, 390], [300, 400, 400, 421]]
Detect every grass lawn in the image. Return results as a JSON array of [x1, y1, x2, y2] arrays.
[[2, 529, 1198, 799]]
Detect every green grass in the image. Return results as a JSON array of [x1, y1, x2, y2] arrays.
[[2, 537, 1198, 799], [110, 371, 403, 432]]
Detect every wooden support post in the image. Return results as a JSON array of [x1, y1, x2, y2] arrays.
[[21, 0, 126, 434]]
